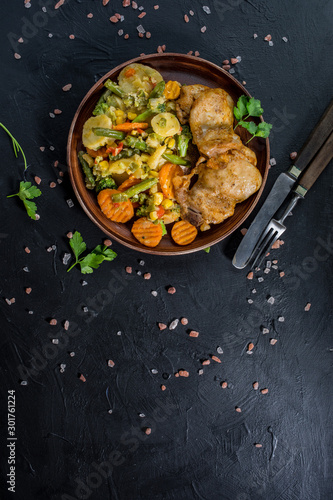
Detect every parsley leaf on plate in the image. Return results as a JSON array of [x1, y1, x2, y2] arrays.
[[7, 181, 42, 220], [246, 97, 263, 117], [67, 231, 117, 274], [233, 95, 272, 143], [233, 95, 248, 121]]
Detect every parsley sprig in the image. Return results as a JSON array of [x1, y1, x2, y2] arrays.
[[67, 231, 117, 274], [234, 96, 272, 143], [7, 182, 41, 220], [0, 122, 27, 170]]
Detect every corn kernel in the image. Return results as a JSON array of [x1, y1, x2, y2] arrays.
[[162, 199, 173, 209], [165, 137, 175, 149], [149, 211, 158, 221], [127, 112, 137, 120], [116, 117, 124, 125], [99, 160, 109, 170], [164, 80, 181, 100], [115, 109, 124, 117], [149, 184, 158, 194], [149, 171, 159, 178], [153, 192, 164, 205]]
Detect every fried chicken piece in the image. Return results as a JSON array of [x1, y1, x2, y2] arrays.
[[176, 84, 210, 124], [173, 152, 262, 226]]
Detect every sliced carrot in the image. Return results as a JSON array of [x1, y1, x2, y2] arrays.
[[112, 122, 149, 132], [97, 189, 134, 223], [86, 146, 109, 159], [171, 220, 198, 245], [125, 68, 136, 78], [118, 175, 142, 192], [131, 217, 163, 247], [159, 163, 183, 199]]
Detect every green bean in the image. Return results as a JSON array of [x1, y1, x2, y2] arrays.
[[112, 178, 158, 203], [162, 153, 190, 166], [149, 80, 166, 99], [92, 128, 125, 140], [78, 151, 95, 188], [124, 136, 148, 151], [104, 79, 126, 98], [132, 109, 154, 123]]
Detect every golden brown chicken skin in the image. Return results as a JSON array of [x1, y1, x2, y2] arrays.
[[176, 84, 210, 124], [174, 87, 262, 227], [173, 152, 262, 226]]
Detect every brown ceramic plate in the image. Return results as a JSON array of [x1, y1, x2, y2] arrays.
[[67, 53, 270, 255]]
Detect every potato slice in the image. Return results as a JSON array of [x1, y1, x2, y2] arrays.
[[82, 115, 112, 150], [151, 112, 181, 138], [118, 64, 163, 94]]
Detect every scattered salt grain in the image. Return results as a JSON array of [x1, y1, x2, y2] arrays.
[[264, 34, 272, 41], [201, 26, 207, 33], [25, 2, 31, 7], [28, 310, 33, 315], [189, 330, 199, 338], [144, 273, 151, 280], [151, 368, 158, 374], [189, 10, 194, 16], [50, 319, 57, 325], [235, 407, 242, 413], [181, 317, 188, 325], [69, 352, 75, 357], [124, 34, 129, 39], [25, 247, 31, 254], [118, 29, 124, 36], [267, 296, 275, 305], [154, 5, 159, 9], [270, 158, 276, 166], [66, 199, 74, 208], [282, 36, 288, 42], [221, 381, 228, 389], [240, 228, 247, 235], [18, 37, 24, 43], [40, 147, 45, 152], [290, 151, 297, 160], [49, 113, 55, 118], [132, 1, 138, 8], [110, 16, 119, 23], [255, 443, 263, 448], [138, 412, 145, 417], [146, 32, 151, 38], [229, 68, 235, 74], [34, 176, 41, 185], [269, 41, 274, 46], [252, 289, 257, 294], [260, 388, 269, 394], [253, 381, 259, 390], [69, 34, 75, 40], [279, 271, 285, 277], [168, 286, 176, 294], [60, 364, 66, 373], [278, 316, 285, 322], [81, 281, 88, 286], [258, 277, 264, 282], [144, 427, 151, 435], [62, 253, 71, 265], [49, 146, 55, 151], [184, 14, 189, 23], [202, 359, 210, 366], [138, 12, 146, 18], [20, 380, 28, 386], [48, 34, 53, 38], [55, 0, 65, 9], [5, 298, 12, 305], [202, 6, 211, 14], [87, 13, 93, 18], [125, 266, 132, 274], [23, 267, 29, 273], [103, 0, 110, 5], [52, 339, 59, 344], [79, 374, 86, 382], [54, 109, 62, 115], [253, 33, 258, 38], [217, 346, 223, 354], [194, 51, 200, 56], [161, 385, 166, 391], [223, 59, 229, 65], [304, 303, 311, 311], [139, 260, 145, 266], [179, 370, 189, 377], [25, 287, 32, 294], [231, 58, 239, 64], [248, 298, 254, 304], [137, 270, 142, 276], [108, 360, 115, 368], [264, 268, 270, 274], [117, 331, 122, 336], [137, 24, 145, 33], [211, 355, 221, 363], [82, 306, 88, 313], [270, 338, 278, 345], [198, 369, 204, 375], [169, 319, 179, 330], [158, 323, 167, 331], [262, 327, 269, 334], [123, 0, 130, 6]]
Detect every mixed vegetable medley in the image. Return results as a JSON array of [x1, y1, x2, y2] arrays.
[[79, 63, 197, 247]]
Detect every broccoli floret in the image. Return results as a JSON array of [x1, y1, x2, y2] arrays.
[[93, 90, 111, 116], [177, 125, 192, 157], [95, 177, 117, 194]]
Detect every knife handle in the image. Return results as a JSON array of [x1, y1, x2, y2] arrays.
[[295, 129, 333, 195], [295, 99, 333, 173]]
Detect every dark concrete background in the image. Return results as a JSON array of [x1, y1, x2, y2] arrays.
[[0, 1, 332, 499]]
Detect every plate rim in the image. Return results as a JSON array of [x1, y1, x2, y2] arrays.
[[67, 52, 270, 256]]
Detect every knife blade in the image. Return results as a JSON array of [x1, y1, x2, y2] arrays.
[[232, 98, 333, 269]]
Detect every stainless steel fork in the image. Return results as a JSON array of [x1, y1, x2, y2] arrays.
[[248, 128, 333, 270], [250, 192, 303, 269]]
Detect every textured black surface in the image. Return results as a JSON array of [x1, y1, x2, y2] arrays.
[[0, 1, 332, 499]]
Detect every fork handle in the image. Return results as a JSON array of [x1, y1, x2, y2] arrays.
[[295, 129, 333, 195]]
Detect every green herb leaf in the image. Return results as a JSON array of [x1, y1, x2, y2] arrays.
[[69, 231, 87, 261], [67, 233, 117, 273], [0, 122, 28, 170], [246, 97, 263, 117], [204, 247, 210, 253], [7, 181, 42, 220], [254, 121, 273, 138], [234, 95, 248, 121], [239, 120, 258, 136]]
